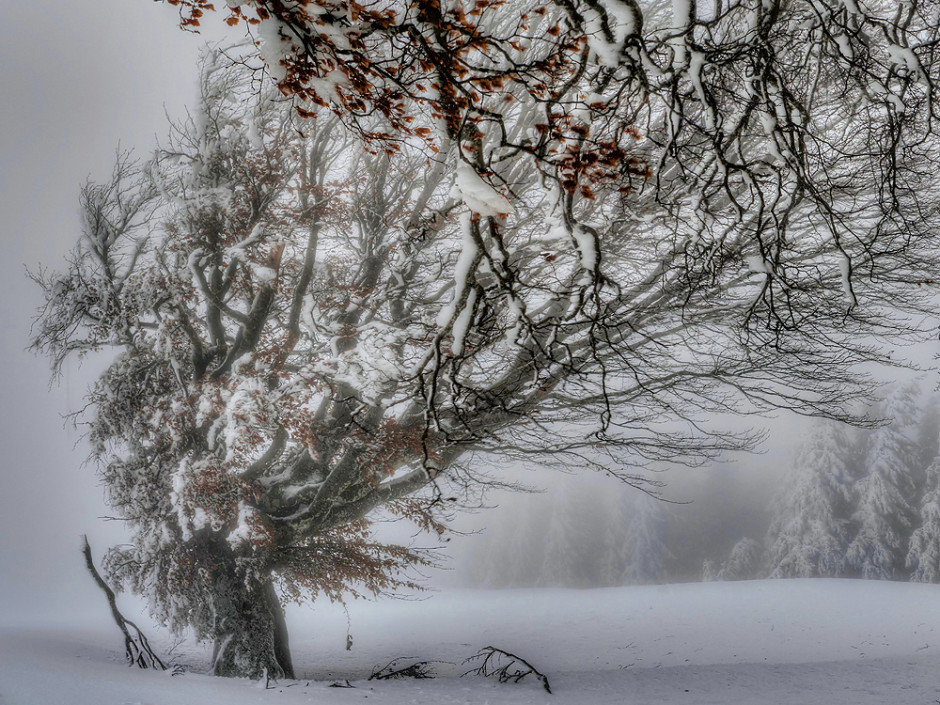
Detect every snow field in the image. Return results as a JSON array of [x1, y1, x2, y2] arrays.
[[3, 579, 940, 704]]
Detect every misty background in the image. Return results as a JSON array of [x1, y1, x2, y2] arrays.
[[0, 0, 931, 628], [0, 0, 219, 623]]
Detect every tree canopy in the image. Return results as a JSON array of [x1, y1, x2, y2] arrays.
[[164, 0, 940, 310]]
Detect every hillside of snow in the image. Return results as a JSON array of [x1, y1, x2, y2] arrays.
[[4, 579, 940, 704]]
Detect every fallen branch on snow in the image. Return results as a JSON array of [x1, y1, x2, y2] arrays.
[[463, 645, 551, 694], [369, 657, 438, 680]]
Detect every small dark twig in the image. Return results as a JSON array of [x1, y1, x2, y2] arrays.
[[81, 535, 166, 670], [328, 679, 355, 688], [463, 646, 551, 694], [369, 657, 437, 680]]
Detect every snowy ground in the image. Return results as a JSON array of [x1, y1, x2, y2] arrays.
[[4, 579, 940, 704]]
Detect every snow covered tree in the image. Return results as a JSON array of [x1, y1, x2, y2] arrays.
[[613, 489, 672, 585], [766, 420, 857, 578], [906, 457, 940, 583], [715, 537, 764, 581], [33, 58, 441, 678], [845, 383, 923, 579], [907, 402, 940, 582], [35, 0, 940, 674], [537, 485, 603, 587], [767, 382, 940, 582]]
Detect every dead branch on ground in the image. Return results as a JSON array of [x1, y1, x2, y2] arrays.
[[463, 645, 551, 694], [369, 657, 438, 680]]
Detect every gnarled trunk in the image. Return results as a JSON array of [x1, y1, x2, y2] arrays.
[[208, 557, 295, 680]]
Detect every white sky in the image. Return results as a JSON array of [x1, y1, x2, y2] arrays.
[[0, 0, 229, 622]]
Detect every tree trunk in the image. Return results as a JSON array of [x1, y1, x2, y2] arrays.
[[208, 553, 295, 680], [265, 580, 295, 680]]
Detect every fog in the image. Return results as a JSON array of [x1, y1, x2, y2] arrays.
[[0, 1, 222, 623], [0, 0, 931, 630], [437, 428, 797, 588]]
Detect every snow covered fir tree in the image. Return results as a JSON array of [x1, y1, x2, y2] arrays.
[[907, 459, 940, 582], [765, 419, 857, 578], [32, 0, 940, 679], [464, 383, 940, 589], [466, 383, 940, 588], [712, 382, 940, 584], [845, 384, 925, 579]]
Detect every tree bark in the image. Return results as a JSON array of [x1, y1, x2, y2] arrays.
[[208, 548, 295, 680], [264, 580, 295, 679]]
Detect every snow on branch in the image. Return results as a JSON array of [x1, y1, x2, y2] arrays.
[[81, 536, 166, 671]]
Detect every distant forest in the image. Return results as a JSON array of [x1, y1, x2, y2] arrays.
[[461, 381, 940, 587]]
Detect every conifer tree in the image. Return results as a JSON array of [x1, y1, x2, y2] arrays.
[[717, 537, 764, 581], [906, 400, 940, 583], [906, 455, 940, 583], [618, 491, 672, 585], [538, 485, 602, 588], [767, 420, 857, 578], [845, 383, 923, 579]]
